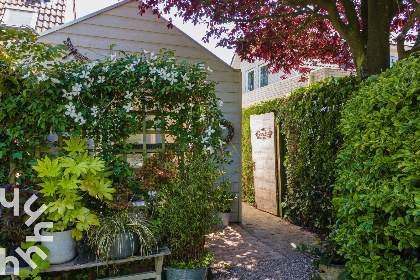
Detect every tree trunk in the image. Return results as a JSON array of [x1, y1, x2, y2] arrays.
[[324, 0, 399, 81]]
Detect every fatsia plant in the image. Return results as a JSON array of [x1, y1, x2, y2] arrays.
[[33, 135, 116, 240]]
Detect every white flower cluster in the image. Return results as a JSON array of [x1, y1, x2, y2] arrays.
[[91, 105, 98, 118], [170, 103, 186, 114], [62, 83, 82, 100], [64, 102, 86, 125]]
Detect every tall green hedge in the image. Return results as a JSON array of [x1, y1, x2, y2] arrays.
[[281, 76, 359, 234], [334, 56, 420, 279], [242, 76, 359, 234]]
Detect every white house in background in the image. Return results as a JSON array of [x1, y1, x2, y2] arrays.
[[0, 0, 71, 33], [38, 0, 242, 222], [232, 45, 400, 107]]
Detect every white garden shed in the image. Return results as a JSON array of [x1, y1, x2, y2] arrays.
[[38, 0, 242, 222]]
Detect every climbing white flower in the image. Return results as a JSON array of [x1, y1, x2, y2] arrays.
[[62, 89, 72, 100], [110, 53, 117, 61], [125, 91, 133, 99], [181, 73, 189, 82], [79, 70, 90, 79], [123, 102, 134, 112], [206, 146, 214, 154], [65, 102, 75, 116], [177, 103, 185, 110], [37, 72, 47, 82], [205, 127, 215, 136], [186, 83, 194, 90], [168, 74, 178, 85], [97, 76, 105, 83], [103, 65, 110, 72], [87, 61, 98, 69], [207, 66, 213, 72], [218, 100, 223, 107], [149, 67, 157, 74], [143, 49, 149, 54], [201, 136, 209, 144], [125, 64, 135, 72], [150, 76, 156, 83], [51, 78, 60, 84], [91, 105, 98, 117]]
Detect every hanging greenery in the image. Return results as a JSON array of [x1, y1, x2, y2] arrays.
[[0, 27, 229, 185]]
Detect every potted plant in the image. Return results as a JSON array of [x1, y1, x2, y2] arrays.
[[214, 182, 237, 228], [157, 152, 221, 280], [291, 235, 349, 280], [87, 186, 157, 263], [33, 135, 116, 264]]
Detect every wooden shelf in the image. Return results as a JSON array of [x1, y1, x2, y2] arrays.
[[6, 246, 170, 280]]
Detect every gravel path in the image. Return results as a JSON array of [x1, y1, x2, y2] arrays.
[[206, 202, 319, 279]]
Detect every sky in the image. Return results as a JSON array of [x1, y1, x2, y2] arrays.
[[74, 0, 235, 65]]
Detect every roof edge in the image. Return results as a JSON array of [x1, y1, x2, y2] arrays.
[[39, 0, 132, 37], [38, 0, 235, 70]]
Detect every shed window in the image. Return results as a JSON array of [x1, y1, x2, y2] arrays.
[[2, 8, 38, 29], [260, 65, 268, 87], [247, 71, 254, 92]]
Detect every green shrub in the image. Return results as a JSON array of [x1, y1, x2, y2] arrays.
[[334, 56, 420, 279], [282, 76, 359, 234], [241, 76, 358, 234]]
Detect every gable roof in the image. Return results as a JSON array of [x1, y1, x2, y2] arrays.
[[39, 0, 233, 69], [0, 0, 67, 33]]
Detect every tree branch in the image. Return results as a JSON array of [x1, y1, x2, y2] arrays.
[[395, 0, 420, 59]]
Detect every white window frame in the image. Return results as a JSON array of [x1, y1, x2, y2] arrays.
[[2, 6, 39, 29], [246, 70, 255, 92], [259, 64, 269, 88]]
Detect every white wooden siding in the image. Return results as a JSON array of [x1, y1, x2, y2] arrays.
[[39, 0, 242, 222]]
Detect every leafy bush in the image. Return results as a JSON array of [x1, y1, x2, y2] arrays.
[[33, 135, 116, 240], [334, 56, 420, 278], [281, 76, 359, 234], [157, 152, 221, 268]]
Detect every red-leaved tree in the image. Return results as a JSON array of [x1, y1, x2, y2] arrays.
[[138, 0, 420, 80]]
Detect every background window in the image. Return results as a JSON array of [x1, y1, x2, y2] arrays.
[[2, 8, 38, 29], [260, 65, 268, 87], [247, 71, 254, 91]]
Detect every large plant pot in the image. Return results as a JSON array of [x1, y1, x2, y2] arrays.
[[217, 212, 231, 227], [41, 229, 77, 264], [164, 265, 207, 280], [318, 263, 346, 280], [108, 232, 140, 259]]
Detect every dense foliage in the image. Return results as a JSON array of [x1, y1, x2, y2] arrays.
[[334, 56, 420, 279], [157, 152, 221, 268], [139, 0, 419, 79], [0, 26, 231, 273], [282, 76, 359, 234], [0, 26, 228, 186], [242, 76, 358, 234]]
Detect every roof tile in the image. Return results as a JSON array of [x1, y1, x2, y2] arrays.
[[0, 0, 66, 33]]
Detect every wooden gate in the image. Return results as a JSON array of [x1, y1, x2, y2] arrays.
[[250, 112, 286, 216]]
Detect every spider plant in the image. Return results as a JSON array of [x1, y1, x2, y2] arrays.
[[88, 208, 157, 262]]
